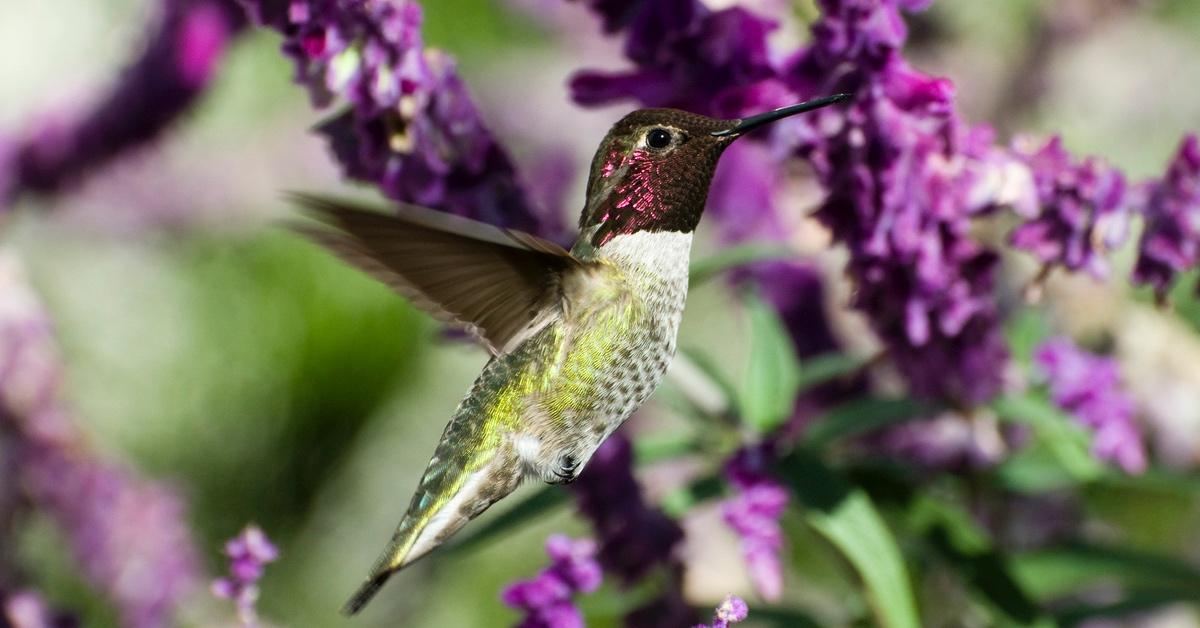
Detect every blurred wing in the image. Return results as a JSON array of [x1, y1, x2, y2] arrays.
[[290, 193, 576, 355]]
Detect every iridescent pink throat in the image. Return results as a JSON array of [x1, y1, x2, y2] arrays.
[[585, 146, 710, 247]]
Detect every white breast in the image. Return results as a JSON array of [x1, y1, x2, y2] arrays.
[[598, 231, 694, 286]]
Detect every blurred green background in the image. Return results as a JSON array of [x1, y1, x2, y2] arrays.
[[4, 1, 1200, 626]]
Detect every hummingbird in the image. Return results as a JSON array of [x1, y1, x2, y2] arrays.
[[293, 94, 850, 615]]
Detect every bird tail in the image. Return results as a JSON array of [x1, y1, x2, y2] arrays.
[[340, 441, 522, 615], [342, 570, 393, 616]]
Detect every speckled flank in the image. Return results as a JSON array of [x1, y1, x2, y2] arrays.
[[378, 231, 692, 575]]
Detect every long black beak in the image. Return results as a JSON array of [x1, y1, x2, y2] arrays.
[[711, 93, 852, 138]]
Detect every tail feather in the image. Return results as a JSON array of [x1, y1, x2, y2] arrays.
[[342, 571, 392, 616], [338, 443, 523, 614]]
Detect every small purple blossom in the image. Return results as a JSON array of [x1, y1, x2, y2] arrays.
[[2, 0, 244, 207], [212, 525, 279, 627], [1010, 135, 1131, 279], [242, 0, 564, 237], [571, 433, 683, 584], [501, 534, 601, 628], [1034, 338, 1146, 474], [570, 432, 696, 625], [1133, 134, 1200, 300], [692, 595, 749, 628], [720, 446, 787, 601]]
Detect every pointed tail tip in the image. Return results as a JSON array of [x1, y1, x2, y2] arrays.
[[340, 571, 394, 616]]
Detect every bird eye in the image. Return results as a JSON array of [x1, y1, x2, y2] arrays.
[[646, 128, 672, 149]]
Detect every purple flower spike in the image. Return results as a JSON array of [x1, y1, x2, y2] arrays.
[[212, 525, 279, 627], [1133, 134, 1200, 300], [3, 0, 245, 206], [721, 446, 787, 601], [1, 250, 204, 628], [570, 432, 696, 625], [1034, 338, 1146, 474], [693, 594, 750, 628], [784, 1, 1011, 403], [571, 433, 683, 584], [569, 0, 778, 116], [501, 534, 600, 628], [242, 0, 564, 238], [1010, 135, 1131, 279], [23, 451, 203, 628]]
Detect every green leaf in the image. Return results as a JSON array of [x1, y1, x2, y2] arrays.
[[803, 397, 925, 449], [1003, 308, 1050, 365], [688, 244, 795, 287], [444, 486, 567, 555], [739, 293, 802, 433], [661, 473, 723, 518], [1011, 543, 1200, 601], [909, 497, 1042, 624], [780, 454, 922, 628], [634, 432, 700, 464], [669, 347, 739, 423], [796, 352, 866, 392], [991, 394, 1102, 482]]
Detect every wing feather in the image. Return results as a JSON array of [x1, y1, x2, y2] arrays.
[[290, 193, 576, 355]]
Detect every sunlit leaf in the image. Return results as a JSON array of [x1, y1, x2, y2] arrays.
[[669, 346, 739, 423], [739, 293, 802, 433], [992, 394, 1102, 482], [780, 454, 921, 628]]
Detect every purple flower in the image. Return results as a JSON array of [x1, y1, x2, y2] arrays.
[[1034, 338, 1146, 474], [569, 0, 777, 116], [720, 446, 787, 602], [1133, 134, 1200, 300], [22, 450, 202, 628], [570, 432, 696, 625], [1009, 135, 1131, 279], [212, 525, 279, 627], [0, 250, 204, 628], [3, 0, 244, 206], [693, 595, 749, 628], [242, 0, 564, 237], [501, 535, 601, 628], [571, 433, 683, 584], [782, 1, 1010, 403]]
